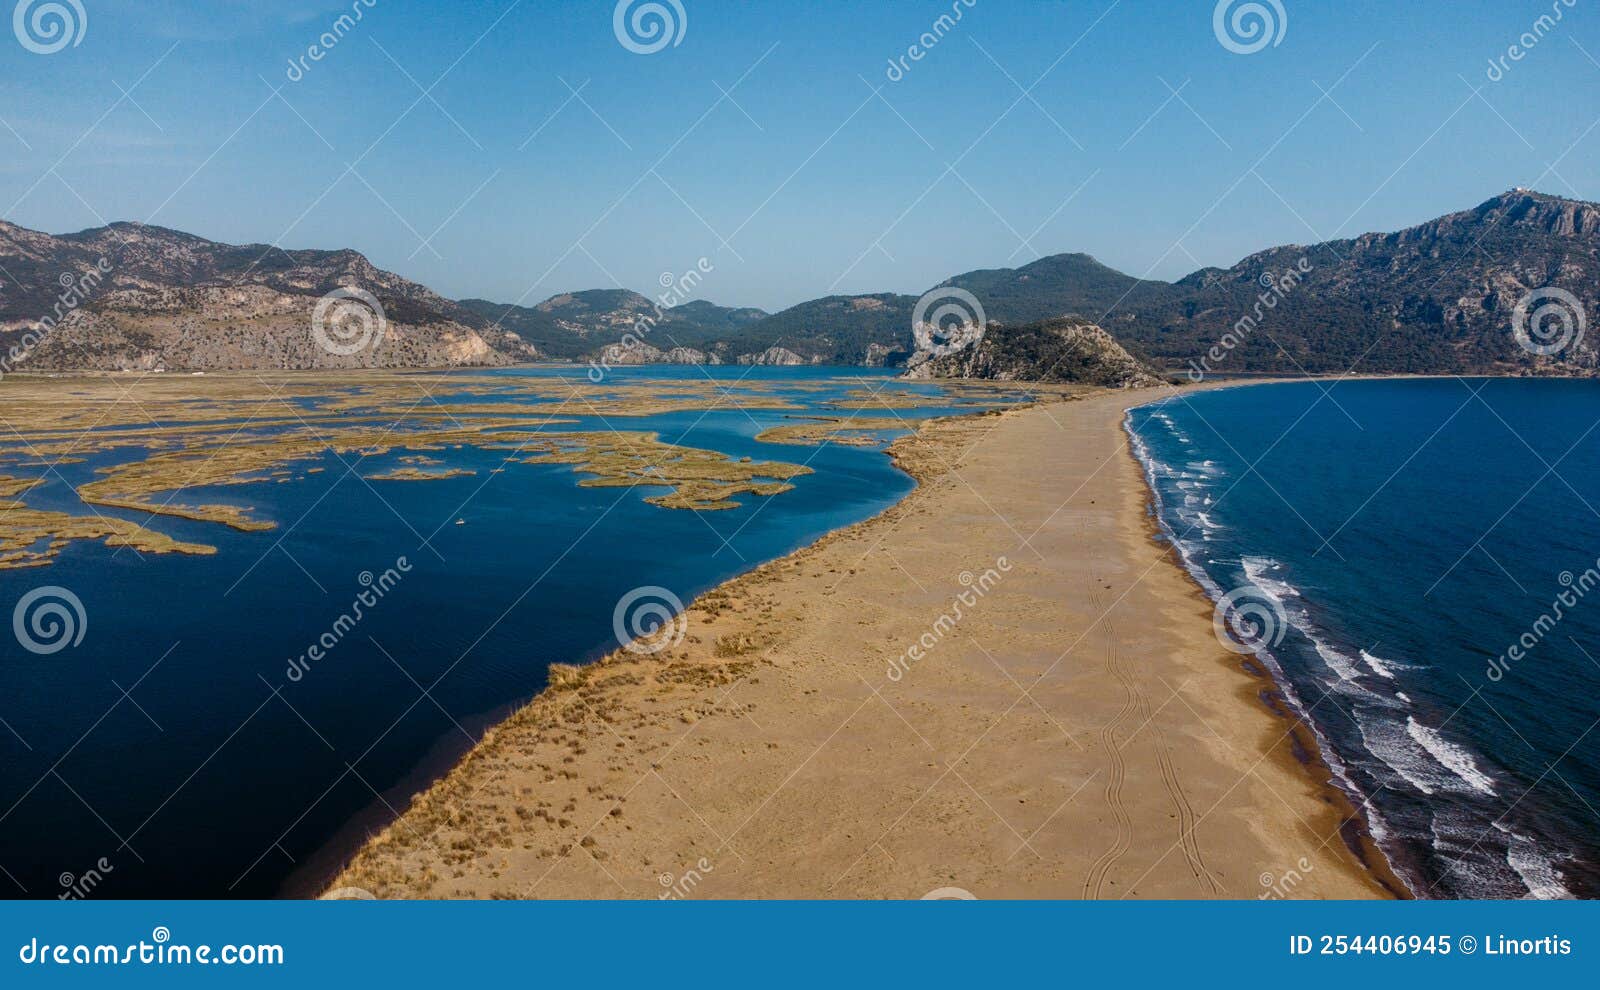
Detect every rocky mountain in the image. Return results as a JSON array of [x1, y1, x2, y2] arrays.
[[695, 189, 1600, 376], [904, 317, 1164, 387], [1110, 188, 1600, 376], [781, 188, 1599, 377], [5, 188, 1594, 378], [0, 220, 535, 371]]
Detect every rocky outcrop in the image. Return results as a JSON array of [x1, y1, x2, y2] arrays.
[[663, 346, 720, 364], [862, 342, 897, 367], [595, 341, 722, 366], [905, 318, 986, 370], [904, 317, 1163, 387], [596, 341, 665, 365], [736, 346, 807, 366]]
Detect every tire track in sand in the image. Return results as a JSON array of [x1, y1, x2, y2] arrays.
[[1080, 547, 1137, 899], [1079, 524, 1218, 896]]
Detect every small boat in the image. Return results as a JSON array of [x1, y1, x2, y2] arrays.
[[455, 518, 466, 526]]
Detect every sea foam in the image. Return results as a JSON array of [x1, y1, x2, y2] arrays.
[[1498, 825, 1575, 900], [1361, 650, 1399, 679], [1406, 717, 1498, 796]]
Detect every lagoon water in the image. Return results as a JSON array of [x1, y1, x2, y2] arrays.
[[1130, 378, 1600, 899], [0, 368, 975, 898]]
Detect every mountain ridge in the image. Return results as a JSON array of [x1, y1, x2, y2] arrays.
[[1112, 188, 1599, 376], [3, 187, 1595, 377], [0, 218, 535, 371]]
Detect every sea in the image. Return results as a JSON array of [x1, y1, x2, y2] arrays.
[[0, 367, 998, 898], [1128, 377, 1600, 899]]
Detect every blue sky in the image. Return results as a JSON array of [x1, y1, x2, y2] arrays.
[[1, 0, 1596, 309]]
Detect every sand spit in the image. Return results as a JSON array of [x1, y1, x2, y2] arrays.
[[331, 387, 1385, 899]]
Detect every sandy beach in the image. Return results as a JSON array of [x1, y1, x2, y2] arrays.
[[330, 386, 1393, 899]]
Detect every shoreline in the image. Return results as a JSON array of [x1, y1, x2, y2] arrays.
[[1122, 385, 1412, 899], [328, 383, 1389, 899]]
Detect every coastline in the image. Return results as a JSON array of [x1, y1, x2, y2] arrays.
[[328, 383, 1389, 899], [1123, 384, 1411, 899]]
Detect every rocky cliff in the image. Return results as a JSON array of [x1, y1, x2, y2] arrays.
[[904, 317, 1164, 387]]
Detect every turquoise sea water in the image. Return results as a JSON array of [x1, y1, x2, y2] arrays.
[[1129, 379, 1600, 899], [0, 368, 987, 898]]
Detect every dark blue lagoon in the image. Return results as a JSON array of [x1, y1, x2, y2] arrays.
[[1129, 378, 1600, 899], [0, 367, 978, 898]]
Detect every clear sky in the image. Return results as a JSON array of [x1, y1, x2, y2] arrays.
[[1, 0, 1596, 310]]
